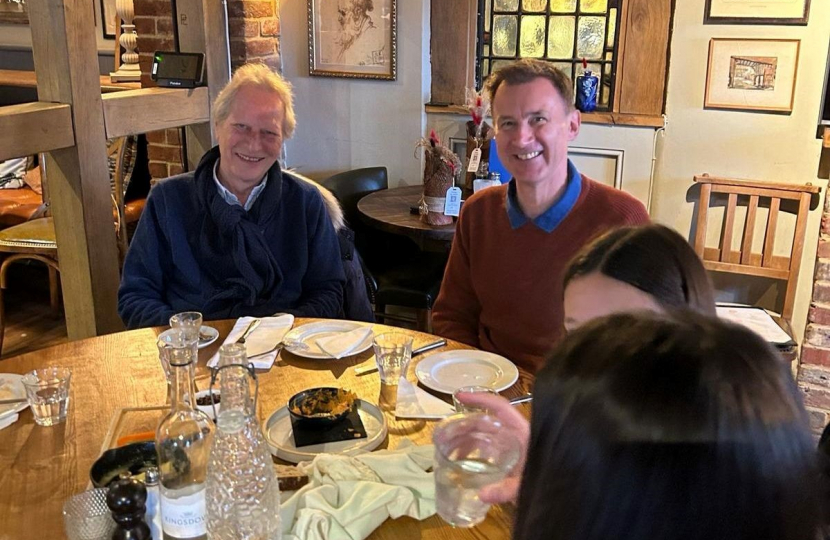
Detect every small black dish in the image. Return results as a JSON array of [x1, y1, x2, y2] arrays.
[[288, 387, 356, 427], [90, 441, 157, 488]]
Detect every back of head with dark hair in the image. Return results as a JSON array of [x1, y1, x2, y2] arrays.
[[484, 58, 574, 112], [514, 312, 821, 540], [564, 224, 717, 316]]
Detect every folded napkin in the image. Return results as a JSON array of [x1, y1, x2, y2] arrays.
[[314, 327, 373, 359], [0, 413, 19, 431], [395, 378, 455, 419], [208, 314, 294, 369], [280, 442, 435, 540]]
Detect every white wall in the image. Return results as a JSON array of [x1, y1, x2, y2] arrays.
[[280, 0, 430, 186], [0, 4, 116, 54], [653, 0, 830, 343]]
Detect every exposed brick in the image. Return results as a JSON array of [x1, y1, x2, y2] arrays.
[[165, 128, 181, 146], [260, 18, 280, 37], [145, 131, 166, 144], [813, 282, 830, 304], [148, 162, 168, 180], [134, 16, 156, 35], [150, 145, 184, 164], [260, 54, 281, 72], [819, 238, 830, 259], [169, 164, 184, 176], [140, 37, 175, 53], [138, 54, 154, 73], [807, 407, 828, 432], [810, 305, 830, 326], [798, 365, 830, 387], [156, 17, 173, 35], [817, 260, 830, 281], [806, 324, 830, 348], [140, 73, 156, 88], [230, 38, 276, 59], [227, 1, 274, 19], [229, 18, 260, 38], [801, 346, 830, 367], [800, 383, 830, 410], [134, 0, 172, 17]]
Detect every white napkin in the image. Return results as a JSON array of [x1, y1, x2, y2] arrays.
[[280, 443, 435, 540], [208, 315, 294, 369], [314, 328, 373, 359], [395, 378, 456, 419], [0, 413, 19, 431]]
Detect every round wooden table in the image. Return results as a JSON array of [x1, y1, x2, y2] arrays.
[[0, 319, 531, 540], [357, 185, 456, 252]]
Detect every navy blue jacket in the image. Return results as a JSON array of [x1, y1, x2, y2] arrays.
[[118, 147, 345, 329]]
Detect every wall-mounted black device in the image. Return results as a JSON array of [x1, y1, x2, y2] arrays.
[[151, 51, 205, 88]]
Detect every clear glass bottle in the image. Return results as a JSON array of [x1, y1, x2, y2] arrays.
[[155, 328, 214, 540], [206, 344, 281, 540]]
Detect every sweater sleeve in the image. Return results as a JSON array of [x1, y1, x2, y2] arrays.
[[432, 208, 481, 348], [117, 188, 177, 329], [291, 193, 346, 318]]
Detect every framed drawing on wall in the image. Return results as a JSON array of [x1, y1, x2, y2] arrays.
[[704, 0, 810, 25], [100, 0, 117, 39], [307, 0, 397, 80], [704, 38, 800, 114]]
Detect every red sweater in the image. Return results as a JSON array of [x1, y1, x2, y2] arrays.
[[432, 175, 649, 373]]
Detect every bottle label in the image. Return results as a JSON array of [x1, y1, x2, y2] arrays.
[[444, 186, 462, 216], [160, 488, 207, 538]]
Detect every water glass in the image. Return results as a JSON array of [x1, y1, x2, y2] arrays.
[[157, 327, 198, 384], [21, 367, 71, 426], [372, 333, 413, 385], [433, 413, 521, 528], [63, 488, 117, 540], [452, 386, 497, 413], [169, 311, 203, 342]]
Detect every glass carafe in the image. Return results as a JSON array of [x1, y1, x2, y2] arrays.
[[205, 344, 281, 540]]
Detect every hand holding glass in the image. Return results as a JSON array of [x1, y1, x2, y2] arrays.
[[452, 386, 497, 413]]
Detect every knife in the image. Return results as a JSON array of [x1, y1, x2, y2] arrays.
[[355, 339, 447, 375], [0, 397, 26, 405]]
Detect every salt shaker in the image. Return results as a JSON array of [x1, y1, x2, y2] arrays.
[[106, 473, 151, 540], [144, 467, 162, 540]]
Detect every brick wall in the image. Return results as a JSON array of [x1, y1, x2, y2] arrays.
[[132, 0, 282, 181]]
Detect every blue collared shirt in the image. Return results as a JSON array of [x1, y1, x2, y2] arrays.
[[505, 159, 582, 233], [212, 161, 268, 211]]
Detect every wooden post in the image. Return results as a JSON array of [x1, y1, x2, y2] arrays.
[[27, 0, 124, 338]]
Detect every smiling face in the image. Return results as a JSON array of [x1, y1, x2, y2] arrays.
[[215, 85, 285, 195], [492, 77, 580, 191], [563, 272, 664, 333]]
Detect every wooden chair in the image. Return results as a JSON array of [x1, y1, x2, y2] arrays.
[[692, 174, 820, 332]]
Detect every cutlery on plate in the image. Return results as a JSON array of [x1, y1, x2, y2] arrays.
[[247, 337, 307, 359], [235, 319, 262, 346], [355, 338, 447, 375], [0, 397, 26, 405], [509, 394, 533, 406]]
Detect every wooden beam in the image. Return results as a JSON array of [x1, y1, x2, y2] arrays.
[[28, 0, 123, 339], [101, 87, 211, 138], [0, 102, 74, 161]]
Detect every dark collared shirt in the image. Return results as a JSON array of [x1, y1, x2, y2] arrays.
[[505, 159, 582, 233]]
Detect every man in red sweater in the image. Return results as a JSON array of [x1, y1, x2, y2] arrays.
[[432, 59, 649, 374]]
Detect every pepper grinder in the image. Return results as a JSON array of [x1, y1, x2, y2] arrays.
[[106, 473, 152, 540]]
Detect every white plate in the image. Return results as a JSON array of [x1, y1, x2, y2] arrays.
[[0, 374, 28, 419], [264, 399, 387, 464], [282, 321, 373, 359], [415, 350, 519, 394], [198, 326, 219, 349]]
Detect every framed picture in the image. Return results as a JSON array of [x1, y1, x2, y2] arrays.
[[100, 0, 117, 39], [449, 138, 467, 161], [704, 38, 800, 114], [307, 0, 397, 80], [704, 0, 810, 25], [0, 1, 28, 25]]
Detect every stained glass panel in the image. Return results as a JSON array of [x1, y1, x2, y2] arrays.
[[492, 15, 518, 57], [547, 16, 575, 59], [550, 0, 576, 13], [576, 16, 605, 60], [494, 0, 519, 11], [522, 0, 547, 13], [581, 0, 608, 14], [553, 62, 573, 81], [607, 8, 617, 47], [520, 16, 546, 58]]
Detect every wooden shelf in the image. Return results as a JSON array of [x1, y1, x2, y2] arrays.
[[0, 69, 140, 93], [425, 103, 665, 128], [101, 87, 211, 138], [0, 102, 74, 161]]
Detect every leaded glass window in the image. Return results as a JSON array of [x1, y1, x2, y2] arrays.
[[478, 0, 621, 111]]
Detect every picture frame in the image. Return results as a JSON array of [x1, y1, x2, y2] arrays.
[[307, 0, 397, 81], [100, 0, 117, 39], [704, 0, 810, 25], [704, 38, 800, 114]]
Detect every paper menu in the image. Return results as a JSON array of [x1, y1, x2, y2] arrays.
[[716, 305, 794, 346]]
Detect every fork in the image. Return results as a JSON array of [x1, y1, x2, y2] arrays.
[[235, 319, 262, 346], [247, 336, 307, 359]]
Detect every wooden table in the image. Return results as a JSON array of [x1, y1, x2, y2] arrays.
[[357, 185, 456, 252], [0, 319, 531, 540]]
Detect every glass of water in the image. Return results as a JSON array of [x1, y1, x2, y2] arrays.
[[21, 366, 72, 426], [433, 413, 521, 528], [169, 311, 203, 342], [452, 386, 498, 413], [372, 333, 413, 385]]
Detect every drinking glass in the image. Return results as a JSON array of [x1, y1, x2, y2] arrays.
[[21, 367, 72, 426], [452, 386, 497, 413], [372, 333, 413, 385], [169, 311, 203, 342], [63, 488, 117, 540], [157, 328, 198, 396], [433, 413, 521, 528]]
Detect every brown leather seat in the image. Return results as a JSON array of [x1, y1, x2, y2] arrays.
[[0, 188, 44, 228]]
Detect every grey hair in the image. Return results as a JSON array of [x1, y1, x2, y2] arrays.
[[213, 63, 297, 139]]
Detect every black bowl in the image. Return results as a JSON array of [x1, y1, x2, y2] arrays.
[[90, 441, 157, 488], [287, 387, 356, 427]]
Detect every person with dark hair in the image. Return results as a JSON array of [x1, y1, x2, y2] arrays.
[[433, 58, 649, 374], [512, 312, 821, 540], [563, 224, 716, 331]]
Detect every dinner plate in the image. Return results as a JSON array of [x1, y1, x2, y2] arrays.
[[264, 399, 387, 464], [282, 321, 373, 359], [414, 350, 519, 394], [197, 325, 219, 349], [0, 373, 28, 419]]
